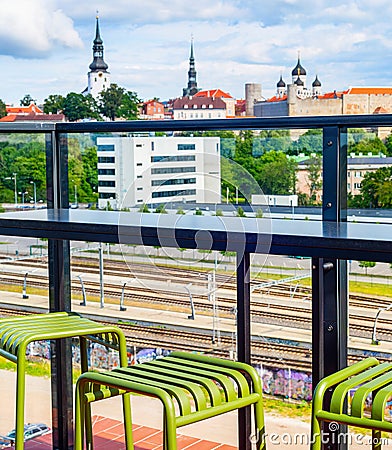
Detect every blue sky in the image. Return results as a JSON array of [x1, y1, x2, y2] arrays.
[[1, 0, 392, 105]]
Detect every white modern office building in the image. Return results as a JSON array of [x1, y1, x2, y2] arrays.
[[97, 135, 221, 209]]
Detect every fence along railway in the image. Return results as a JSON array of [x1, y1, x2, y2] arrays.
[[0, 256, 391, 372]]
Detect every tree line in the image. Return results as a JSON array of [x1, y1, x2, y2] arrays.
[[0, 84, 140, 122], [0, 121, 391, 208]]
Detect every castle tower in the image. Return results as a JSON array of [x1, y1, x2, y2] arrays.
[[87, 15, 110, 99], [245, 83, 262, 116], [183, 38, 200, 97]]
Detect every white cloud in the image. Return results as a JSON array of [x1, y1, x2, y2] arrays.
[[0, 0, 82, 58], [1, 1, 392, 104]]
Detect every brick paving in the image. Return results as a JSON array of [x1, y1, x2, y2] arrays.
[[24, 415, 237, 449]]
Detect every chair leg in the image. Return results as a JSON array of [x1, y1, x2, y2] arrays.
[[80, 338, 93, 448], [162, 406, 177, 450], [15, 358, 26, 450], [373, 429, 382, 450], [310, 417, 322, 450], [254, 398, 266, 450], [74, 378, 86, 450], [122, 392, 134, 450]]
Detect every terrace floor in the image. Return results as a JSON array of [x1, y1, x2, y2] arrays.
[[24, 415, 236, 450]]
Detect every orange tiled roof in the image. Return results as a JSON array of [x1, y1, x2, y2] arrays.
[[0, 114, 17, 122], [317, 91, 344, 99], [267, 95, 287, 102], [194, 89, 233, 99], [6, 103, 43, 114], [346, 87, 392, 95], [0, 113, 65, 122]]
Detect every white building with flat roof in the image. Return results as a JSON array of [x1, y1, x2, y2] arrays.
[[97, 135, 221, 209]]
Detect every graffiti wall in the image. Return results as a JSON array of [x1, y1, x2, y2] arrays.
[[255, 364, 313, 401], [26, 341, 313, 401]]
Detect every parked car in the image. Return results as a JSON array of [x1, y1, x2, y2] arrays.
[[3, 423, 50, 443], [0, 437, 11, 449]]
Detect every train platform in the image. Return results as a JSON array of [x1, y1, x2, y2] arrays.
[[1, 290, 392, 358]]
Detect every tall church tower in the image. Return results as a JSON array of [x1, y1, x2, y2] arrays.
[[182, 38, 200, 97], [87, 15, 110, 98]]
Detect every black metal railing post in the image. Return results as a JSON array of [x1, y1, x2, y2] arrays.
[[46, 131, 73, 450], [237, 251, 251, 450], [312, 126, 348, 450]]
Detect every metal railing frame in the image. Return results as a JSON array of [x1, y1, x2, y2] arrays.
[[3, 114, 392, 449]]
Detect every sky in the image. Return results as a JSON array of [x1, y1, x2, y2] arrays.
[[1, 0, 392, 106]]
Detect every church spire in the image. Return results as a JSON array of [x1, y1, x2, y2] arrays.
[[183, 37, 200, 97], [86, 14, 110, 99], [89, 14, 108, 72]]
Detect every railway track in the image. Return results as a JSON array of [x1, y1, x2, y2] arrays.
[[0, 270, 390, 339], [1, 258, 392, 371], [0, 306, 390, 373]]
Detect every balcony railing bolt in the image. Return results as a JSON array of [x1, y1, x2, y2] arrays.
[[326, 202, 332, 208], [322, 262, 334, 272], [327, 140, 333, 146], [327, 324, 334, 332]]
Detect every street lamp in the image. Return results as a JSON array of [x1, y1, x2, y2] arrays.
[[18, 191, 28, 205], [30, 181, 37, 209], [5, 173, 17, 207], [371, 302, 392, 345], [184, 283, 195, 320]]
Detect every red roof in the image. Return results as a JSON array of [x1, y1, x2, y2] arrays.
[[0, 113, 65, 122], [194, 89, 233, 99], [346, 87, 392, 95], [6, 103, 43, 114], [173, 97, 226, 109], [267, 95, 287, 102]]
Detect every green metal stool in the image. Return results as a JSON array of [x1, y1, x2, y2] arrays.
[[0, 311, 130, 450], [311, 357, 392, 450], [75, 351, 265, 450]]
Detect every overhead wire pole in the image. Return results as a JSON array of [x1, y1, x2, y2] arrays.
[[99, 242, 104, 308]]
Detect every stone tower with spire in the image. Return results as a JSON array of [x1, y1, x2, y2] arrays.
[[183, 38, 200, 97], [87, 15, 110, 99]]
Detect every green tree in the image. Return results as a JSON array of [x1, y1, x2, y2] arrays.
[[289, 129, 323, 155], [43, 94, 65, 114], [176, 207, 185, 214], [20, 94, 36, 106], [384, 133, 392, 156], [307, 155, 322, 203], [257, 151, 297, 195], [118, 90, 140, 120], [360, 166, 392, 208], [350, 136, 386, 156], [358, 261, 376, 275], [98, 84, 140, 121], [0, 99, 6, 118], [63, 93, 99, 122]]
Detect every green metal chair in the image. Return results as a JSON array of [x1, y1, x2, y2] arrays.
[[75, 350, 265, 450], [0, 311, 130, 450], [311, 357, 392, 450]]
